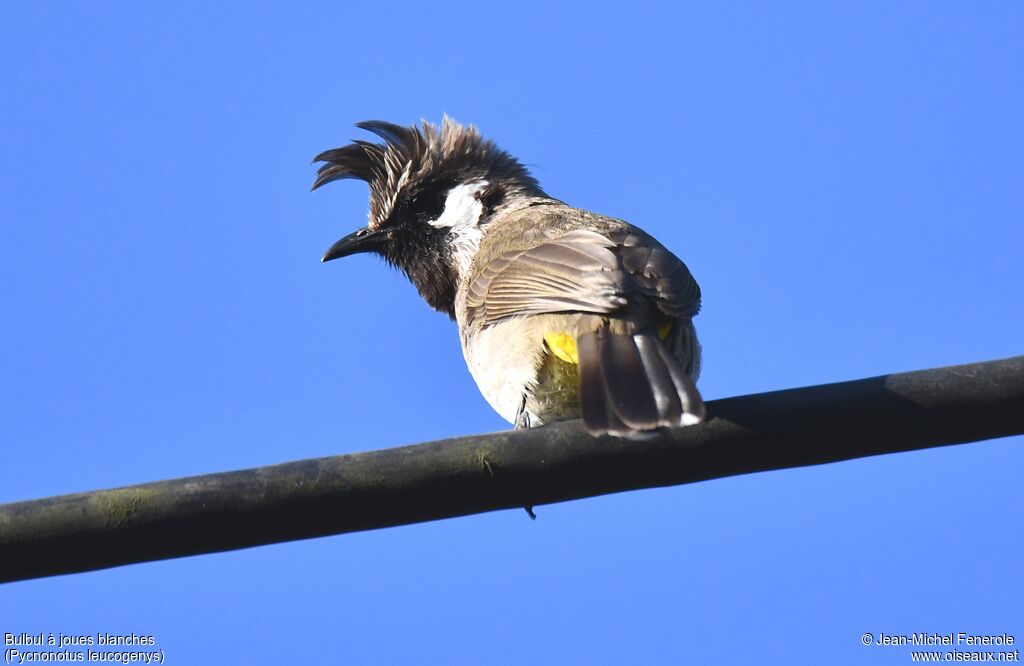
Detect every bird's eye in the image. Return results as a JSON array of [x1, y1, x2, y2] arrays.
[[410, 182, 453, 224]]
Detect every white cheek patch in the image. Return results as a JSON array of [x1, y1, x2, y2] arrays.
[[429, 180, 488, 277], [429, 180, 488, 230]]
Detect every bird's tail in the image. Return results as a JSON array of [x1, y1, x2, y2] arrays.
[[577, 329, 705, 437]]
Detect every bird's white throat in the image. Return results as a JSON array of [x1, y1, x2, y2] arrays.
[[429, 180, 488, 278]]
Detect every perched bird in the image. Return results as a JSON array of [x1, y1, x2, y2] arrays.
[[313, 118, 704, 436]]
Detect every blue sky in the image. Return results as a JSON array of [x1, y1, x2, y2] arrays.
[[1, 2, 1021, 664]]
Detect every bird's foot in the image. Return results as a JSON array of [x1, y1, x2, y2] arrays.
[[514, 395, 532, 429]]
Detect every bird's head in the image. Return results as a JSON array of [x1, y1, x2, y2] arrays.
[[312, 117, 545, 317]]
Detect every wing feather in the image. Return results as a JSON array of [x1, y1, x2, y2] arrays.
[[466, 227, 700, 327]]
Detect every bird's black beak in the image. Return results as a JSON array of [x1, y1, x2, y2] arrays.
[[322, 227, 390, 262]]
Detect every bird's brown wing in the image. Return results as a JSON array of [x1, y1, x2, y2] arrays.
[[465, 227, 703, 435], [465, 228, 700, 326], [609, 229, 702, 320]]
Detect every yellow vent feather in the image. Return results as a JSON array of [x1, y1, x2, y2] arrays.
[[544, 332, 579, 365]]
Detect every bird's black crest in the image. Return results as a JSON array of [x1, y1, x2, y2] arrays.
[[312, 117, 543, 229]]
